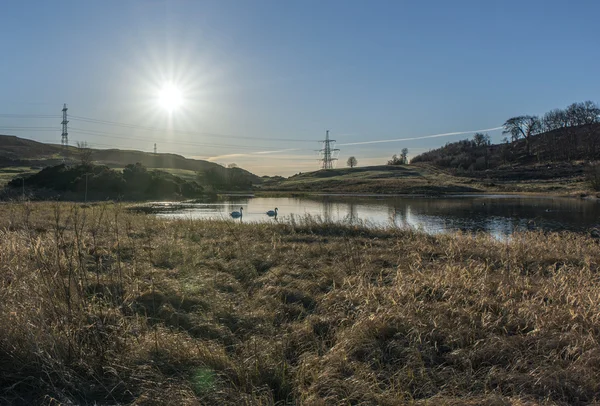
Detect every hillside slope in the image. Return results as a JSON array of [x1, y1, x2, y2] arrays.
[[0, 134, 64, 161], [260, 161, 592, 195], [0, 134, 262, 185], [260, 165, 482, 194], [412, 123, 600, 174]]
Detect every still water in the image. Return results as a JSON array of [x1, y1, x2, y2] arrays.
[[151, 194, 600, 237]]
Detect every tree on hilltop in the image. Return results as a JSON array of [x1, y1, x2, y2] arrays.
[[503, 116, 540, 155], [473, 133, 490, 147], [347, 156, 357, 168], [401, 148, 409, 164]]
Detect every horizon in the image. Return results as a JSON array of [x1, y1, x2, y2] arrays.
[[1, 0, 599, 176]]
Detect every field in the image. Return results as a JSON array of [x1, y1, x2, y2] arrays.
[[0, 167, 36, 188], [259, 165, 483, 195], [155, 168, 200, 182], [1, 202, 600, 405], [260, 164, 591, 196]]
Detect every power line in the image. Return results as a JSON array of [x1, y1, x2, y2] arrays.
[[1, 111, 318, 142], [69, 114, 316, 143], [0, 114, 61, 118], [0, 126, 58, 131], [69, 127, 302, 152], [2, 108, 506, 169]]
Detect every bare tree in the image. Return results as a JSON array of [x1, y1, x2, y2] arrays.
[[502, 116, 540, 155], [346, 156, 357, 168], [473, 132, 491, 147], [401, 148, 409, 164], [542, 109, 568, 132], [566, 101, 600, 126], [387, 154, 401, 165], [76, 141, 93, 165], [581, 101, 600, 124]]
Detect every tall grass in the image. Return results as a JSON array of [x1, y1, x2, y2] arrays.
[[0, 202, 599, 405]]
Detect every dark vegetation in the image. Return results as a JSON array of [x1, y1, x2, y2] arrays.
[[0, 134, 262, 187], [346, 156, 357, 168], [2, 202, 600, 404], [199, 166, 253, 191], [387, 148, 409, 165], [411, 101, 600, 187], [5, 163, 204, 200]]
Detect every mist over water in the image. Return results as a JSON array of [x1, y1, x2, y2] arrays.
[[151, 194, 600, 237]]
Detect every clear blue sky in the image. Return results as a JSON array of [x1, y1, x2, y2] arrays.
[[1, 0, 599, 175]]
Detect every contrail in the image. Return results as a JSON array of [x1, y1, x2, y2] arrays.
[[337, 126, 504, 146], [207, 126, 505, 160], [207, 148, 304, 161]]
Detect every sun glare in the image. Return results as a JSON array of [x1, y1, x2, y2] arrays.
[[157, 83, 183, 112]]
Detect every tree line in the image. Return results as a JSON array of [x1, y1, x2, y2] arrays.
[[411, 100, 600, 171], [502, 101, 600, 158]]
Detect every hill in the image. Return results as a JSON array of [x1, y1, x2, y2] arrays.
[[262, 102, 600, 196], [259, 164, 482, 194], [0, 134, 262, 187], [411, 123, 600, 173], [261, 159, 594, 196]]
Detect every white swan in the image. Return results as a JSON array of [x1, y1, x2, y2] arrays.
[[230, 207, 243, 218], [266, 207, 278, 217]]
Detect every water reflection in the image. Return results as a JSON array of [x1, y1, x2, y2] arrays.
[[152, 194, 600, 236], [347, 201, 357, 223]]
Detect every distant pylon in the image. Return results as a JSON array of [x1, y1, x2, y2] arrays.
[[154, 143, 157, 154], [61, 103, 69, 157], [317, 130, 340, 169]]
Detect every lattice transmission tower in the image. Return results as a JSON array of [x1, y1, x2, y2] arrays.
[[61, 103, 69, 157], [317, 130, 340, 169]]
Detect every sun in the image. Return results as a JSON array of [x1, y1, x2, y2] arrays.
[[157, 83, 183, 112]]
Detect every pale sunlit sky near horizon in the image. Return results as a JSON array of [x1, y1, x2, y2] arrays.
[[1, 0, 599, 176]]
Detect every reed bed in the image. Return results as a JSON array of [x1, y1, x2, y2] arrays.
[[0, 202, 599, 405]]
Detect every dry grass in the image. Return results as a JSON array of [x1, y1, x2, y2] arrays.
[[259, 164, 592, 196], [1, 202, 600, 405], [260, 165, 481, 195]]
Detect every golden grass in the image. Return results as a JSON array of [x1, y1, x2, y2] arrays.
[[1, 202, 599, 405], [259, 164, 592, 196]]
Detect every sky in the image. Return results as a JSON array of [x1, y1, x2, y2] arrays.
[[1, 0, 599, 176]]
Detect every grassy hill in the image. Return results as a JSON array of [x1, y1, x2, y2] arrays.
[[259, 164, 483, 194], [0, 134, 262, 187], [0, 134, 65, 160], [260, 162, 592, 196], [261, 123, 600, 195]]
